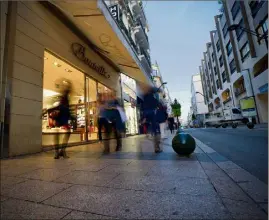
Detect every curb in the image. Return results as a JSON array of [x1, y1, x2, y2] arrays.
[[193, 137, 268, 214]]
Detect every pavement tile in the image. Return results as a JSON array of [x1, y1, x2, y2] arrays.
[[43, 185, 231, 219], [63, 211, 116, 219], [216, 161, 242, 170], [195, 153, 213, 162], [1, 198, 70, 219], [200, 161, 220, 170], [1, 165, 39, 177], [54, 170, 118, 186], [222, 198, 268, 220], [18, 168, 73, 181], [70, 161, 110, 172], [204, 169, 253, 202], [225, 168, 261, 183], [147, 162, 208, 179], [100, 163, 152, 175], [207, 152, 229, 162], [107, 173, 217, 196], [239, 181, 268, 203], [97, 158, 134, 165], [1, 179, 71, 202], [0, 176, 27, 189]]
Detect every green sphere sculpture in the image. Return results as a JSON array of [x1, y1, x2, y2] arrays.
[[172, 132, 196, 156]]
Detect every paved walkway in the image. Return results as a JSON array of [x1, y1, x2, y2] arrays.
[[1, 134, 267, 219]]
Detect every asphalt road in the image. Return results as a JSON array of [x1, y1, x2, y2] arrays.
[[186, 127, 268, 184]]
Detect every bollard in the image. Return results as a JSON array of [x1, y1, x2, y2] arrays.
[[172, 132, 196, 156]]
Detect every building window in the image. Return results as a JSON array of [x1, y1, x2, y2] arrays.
[[240, 42, 250, 62], [226, 41, 233, 56], [216, 79, 220, 89], [222, 23, 228, 39], [211, 53, 215, 62], [210, 74, 213, 82], [222, 71, 227, 83], [214, 66, 217, 75], [208, 62, 211, 69], [236, 19, 245, 42], [231, 1, 241, 20], [257, 17, 268, 46], [216, 40, 220, 52], [229, 59, 236, 74], [219, 55, 223, 67], [249, 0, 266, 18]]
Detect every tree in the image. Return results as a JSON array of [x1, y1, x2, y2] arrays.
[[171, 99, 181, 126]]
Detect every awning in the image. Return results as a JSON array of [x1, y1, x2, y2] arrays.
[[253, 54, 268, 77], [46, 0, 153, 86]]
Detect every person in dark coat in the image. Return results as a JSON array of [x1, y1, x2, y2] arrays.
[[142, 87, 162, 153], [168, 116, 175, 134]]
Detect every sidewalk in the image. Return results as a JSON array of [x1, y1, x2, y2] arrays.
[[1, 134, 267, 219]]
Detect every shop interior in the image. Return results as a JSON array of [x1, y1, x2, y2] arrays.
[[42, 51, 113, 146]]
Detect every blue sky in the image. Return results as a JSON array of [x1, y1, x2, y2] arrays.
[[144, 1, 221, 123]]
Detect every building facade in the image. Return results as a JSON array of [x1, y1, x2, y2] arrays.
[[191, 74, 209, 127], [199, 0, 268, 124], [0, 1, 153, 158]]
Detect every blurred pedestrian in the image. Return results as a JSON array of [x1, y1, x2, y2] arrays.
[[156, 103, 168, 139], [168, 116, 175, 134], [42, 79, 74, 159], [103, 97, 126, 153], [142, 87, 162, 153]]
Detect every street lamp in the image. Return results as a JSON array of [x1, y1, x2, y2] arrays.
[[227, 24, 268, 42], [156, 82, 167, 92]]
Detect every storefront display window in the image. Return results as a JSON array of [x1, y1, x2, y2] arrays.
[[42, 51, 86, 146]]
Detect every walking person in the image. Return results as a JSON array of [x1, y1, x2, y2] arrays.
[[142, 87, 162, 153], [168, 116, 175, 134], [42, 79, 74, 159], [103, 97, 126, 153], [156, 104, 168, 139]]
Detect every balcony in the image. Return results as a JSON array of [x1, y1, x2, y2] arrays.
[[129, 1, 147, 28], [223, 97, 231, 105], [132, 19, 149, 50], [118, 18, 139, 55], [139, 48, 152, 78]]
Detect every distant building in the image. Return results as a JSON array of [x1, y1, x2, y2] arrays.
[[191, 74, 209, 126]]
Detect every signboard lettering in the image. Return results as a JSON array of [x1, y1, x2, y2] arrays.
[[71, 43, 110, 78], [109, 4, 119, 21]]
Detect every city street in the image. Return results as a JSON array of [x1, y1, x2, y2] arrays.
[[1, 135, 267, 219], [186, 126, 268, 184]]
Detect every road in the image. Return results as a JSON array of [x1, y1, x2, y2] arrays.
[[186, 127, 268, 184]]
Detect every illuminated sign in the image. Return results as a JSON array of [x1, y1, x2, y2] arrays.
[[239, 96, 257, 117]]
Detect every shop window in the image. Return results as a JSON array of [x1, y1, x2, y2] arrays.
[[256, 17, 268, 47], [236, 19, 245, 42], [229, 59, 236, 74], [219, 55, 224, 67], [249, 0, 266, 18], [211, 53, 215, 62], [222, 23, 228, 39], [231, 1, 241, 20], [222, 71, 227, 83], [226, 41, 233, 56], [42, 51, 87, 146], [216, 40, 220, 52], [216, 79, 220, 89], [240, 42, 250, 62]]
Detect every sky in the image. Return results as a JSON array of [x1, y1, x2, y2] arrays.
[[144, 1, 221, 123]]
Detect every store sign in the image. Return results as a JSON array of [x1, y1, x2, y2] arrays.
[[239, 96, 257, 117], [259, 83, 268, 94], [71, 43, 110, 78], [109, 4, 119, 21]]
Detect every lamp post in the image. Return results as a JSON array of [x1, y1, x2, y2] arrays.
[[156, 82, 167, 92], [227, 24, 268, 46]]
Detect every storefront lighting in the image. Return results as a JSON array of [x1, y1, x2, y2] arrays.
[[65, 68, 72, 73], [53, 61, 61, 67], [44, 57, 48, 60], [43, 89, 60, 97]]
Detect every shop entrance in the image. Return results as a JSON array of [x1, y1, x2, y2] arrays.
[[124, 101, 138, 135]]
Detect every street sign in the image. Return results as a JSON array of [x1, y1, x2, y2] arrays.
[[109, 4, 119, 21], [239, 96, 257, 117]]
